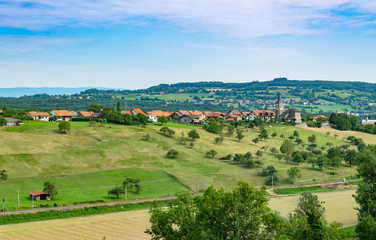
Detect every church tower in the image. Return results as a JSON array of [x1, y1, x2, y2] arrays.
[[275, 93, 284, 118]]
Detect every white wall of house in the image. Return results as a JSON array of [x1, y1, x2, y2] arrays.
[[148, 114, 158, 122]]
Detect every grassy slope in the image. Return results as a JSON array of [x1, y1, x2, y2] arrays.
[[0, 122, 363, 189], [1, 121, 372, 210]]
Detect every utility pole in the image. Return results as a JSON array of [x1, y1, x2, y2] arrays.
[[17, 190, 19, 209], [272, 175, 274, 189], [32, 196, 34, 208], [205, 181, 208, 189], [2, 198, 5, 212], [196, 174, 198, 193], [124, 185, 127, 200], [322, 162, 325, 177]]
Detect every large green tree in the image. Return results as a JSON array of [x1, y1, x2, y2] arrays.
[[146, 181, 286, 240], [43, 181, 58, 199]]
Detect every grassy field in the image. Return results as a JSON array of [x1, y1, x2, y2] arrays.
[[0, 169, 187, 210], [0, 190, 357, 239], [0, 121, 362, 193]]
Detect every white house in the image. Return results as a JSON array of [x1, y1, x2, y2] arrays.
[[51, 110, 72, 121], [248, 110, 276, 121], [26, 111, 50, 121]]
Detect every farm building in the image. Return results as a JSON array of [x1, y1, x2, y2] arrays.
[[29, 191, 51, 201], [51, 110, 72, 121], [78, 111, 99, 118], [4, 117, 22, 126], [147, 110, 172, 122], [26, 111, 50, 121]]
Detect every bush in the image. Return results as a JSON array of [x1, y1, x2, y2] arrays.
[[206, 149, 218, 158], [166, 149, 179, 159]]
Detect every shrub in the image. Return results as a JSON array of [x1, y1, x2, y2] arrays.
[[206, 149, 218, 158], [166, 149, 179, 159]]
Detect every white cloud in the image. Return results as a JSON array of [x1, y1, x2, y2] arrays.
[[0, 1, 376, 38], [0, 36, 88, 54]]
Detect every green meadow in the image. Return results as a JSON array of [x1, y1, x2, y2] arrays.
[[0, 120, 370, 209]]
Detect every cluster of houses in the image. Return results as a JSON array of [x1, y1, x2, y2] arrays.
[[1, 95, 307, 125]]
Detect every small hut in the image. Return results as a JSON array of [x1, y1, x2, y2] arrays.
[[29, 191, 51, 201]]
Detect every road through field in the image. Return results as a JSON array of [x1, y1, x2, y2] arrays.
[[0, 190, 358, 239]]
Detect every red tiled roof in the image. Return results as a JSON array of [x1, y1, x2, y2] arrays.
[[147, 110, 172, 117], [79, 111, 95, 117], [251, 110, 275, 117], [313, 115, 326, 119], [132, 108, 145, 115], [228, 110, 241, 115], [0, 110, 3, 114], [52, 110, 72, 117], [121, 110, 132, 115], [27, 111, 51, 117], [29, 191, 50, 196]]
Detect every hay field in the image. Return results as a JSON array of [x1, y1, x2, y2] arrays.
[[0, 210, 151, 240], [0, 190, 357, 239], [269, 189, 358, 227], [307, 127, 376, 145]]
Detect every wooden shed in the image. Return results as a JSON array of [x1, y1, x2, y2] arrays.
[[29, 191, 51, 201]]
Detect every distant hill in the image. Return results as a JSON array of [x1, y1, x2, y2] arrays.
[[0, 79, 376, 116], [0, 87, 118, 97]]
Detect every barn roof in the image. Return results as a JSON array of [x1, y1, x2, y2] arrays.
[[30, 191, 50, 196]]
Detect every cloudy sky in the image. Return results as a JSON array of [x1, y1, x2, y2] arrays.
[[0, 0, 376, 89]]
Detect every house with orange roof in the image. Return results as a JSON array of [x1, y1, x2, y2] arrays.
[[78, 111, 95, 118], [121, 110, 132, 115], [147, 110, 172, 122], [248, 110, 276, 122], [26, 111, 50, 121], [51, 110, 72, 121], [0, 110, 3, 114], [131, 108, 145, 115], [206, 112, 226, 121], [227, 110, 241, 117]]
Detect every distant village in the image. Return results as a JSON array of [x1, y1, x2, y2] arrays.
[[1, 95, 375, 127]]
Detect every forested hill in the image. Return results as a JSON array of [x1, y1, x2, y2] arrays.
[[1, 78, 376, 116]]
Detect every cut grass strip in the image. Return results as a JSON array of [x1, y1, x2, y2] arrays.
[[0, 200, 171, 226], [274, 186, 334, 195]]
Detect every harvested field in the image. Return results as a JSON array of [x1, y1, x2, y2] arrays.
[[0, 190, 358, 239], [0, 210, 151, 240], [269, 189, 358, 227]]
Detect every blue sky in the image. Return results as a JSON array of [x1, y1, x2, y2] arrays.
[[0, 0, 376, 89]]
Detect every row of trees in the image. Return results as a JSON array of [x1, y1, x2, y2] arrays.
[[147, 181, 352, 239]]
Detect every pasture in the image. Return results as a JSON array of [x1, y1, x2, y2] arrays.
[[0, 189, 358, 239], [0, 169, 187, 211], [0, 121, 369, 209]]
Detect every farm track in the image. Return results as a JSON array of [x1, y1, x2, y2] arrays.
[[0, 196, 176, 216]]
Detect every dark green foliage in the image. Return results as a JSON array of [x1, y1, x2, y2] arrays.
[[271, 132, 278, 138], [258, 129, 268, 140], [160, 126, 175, 136], [0, 169, 8, 181], [287, 167, 302, 183], [147, 181, 285, 240], [260, 165, 277, 177], [206, 149, 218, 158], [43, 181, 58, 199], [227, 125, 235, 136], [87, 103, 102, 113], [123, 178, 141, 194], [166, 149, 179, 159], [188, 129, 200, 141], [308, 134, 316, 144], [252, 137, 260, 145], [214, 135, 224, 144], [280, 140, 295, 155], [292, 151, 304, 165], [235, 128, 245, 142], [293, 130, 300, 137], [108, 185, 124, 199], [157, 116, 169, 124], [204, 118, 222, 134], [58, 121, 70, 133]]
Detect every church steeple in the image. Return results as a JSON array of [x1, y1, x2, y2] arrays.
[[275, 93, 284, 118]]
